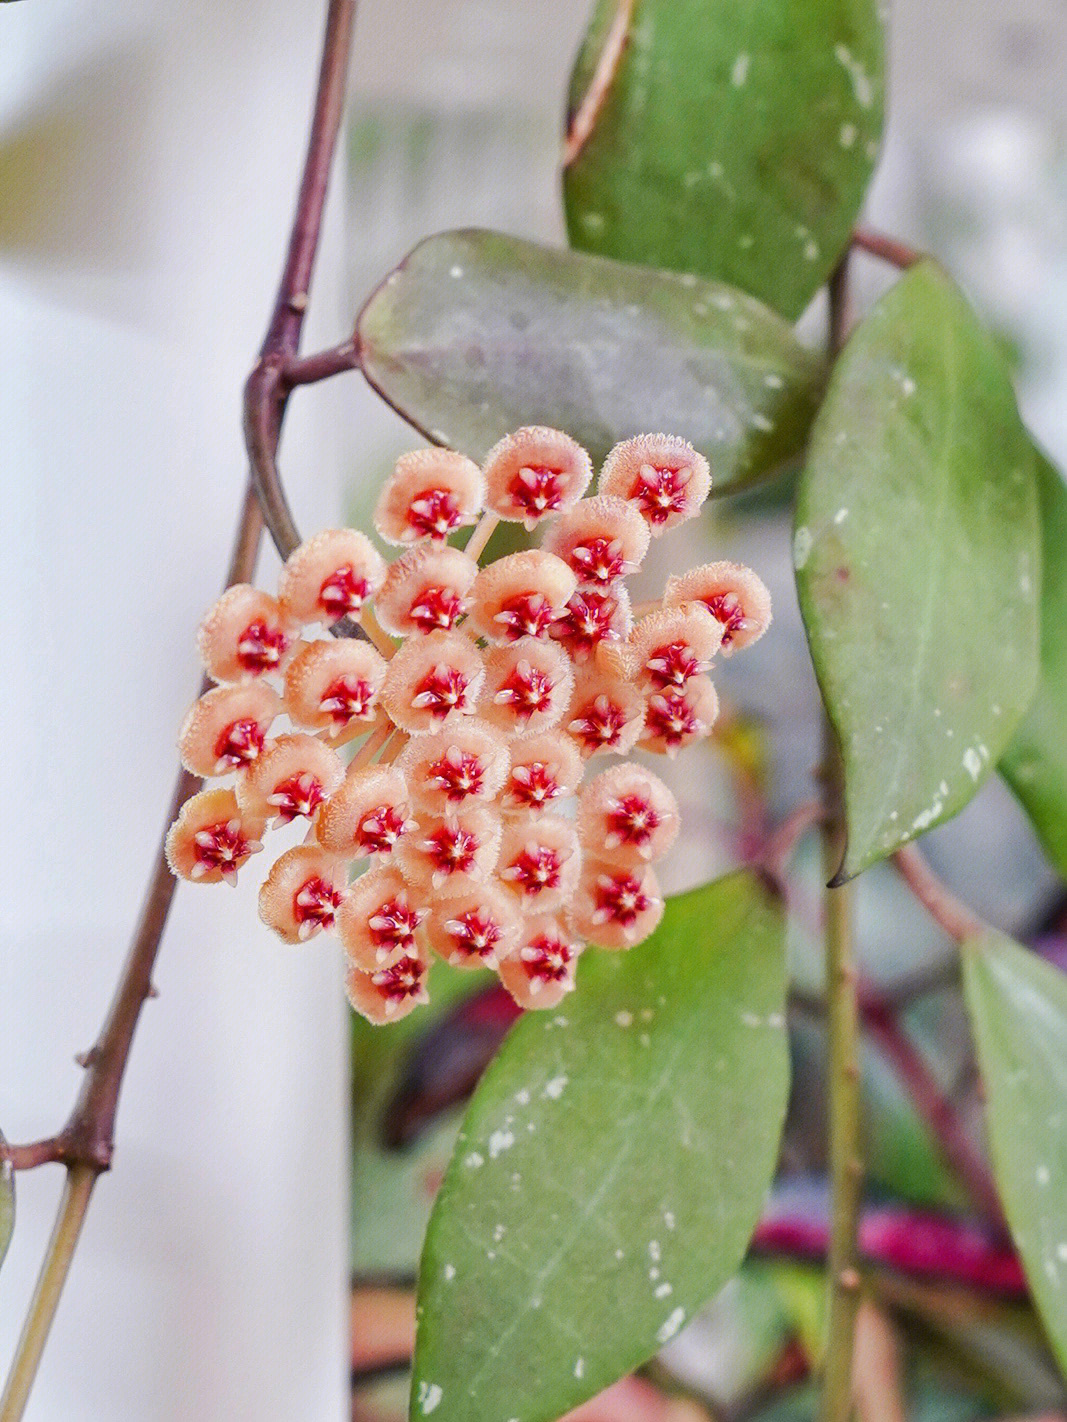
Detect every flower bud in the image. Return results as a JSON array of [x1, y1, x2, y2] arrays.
[[424, 884, 522, 969], [278, 529, 386, 625], [316, 765, 412, 858], [337, 865, 427, 970], [497, 814, 581, 912], [398, 720, 509, 811], [483, 426, 592, 527], [165, 787, 265, 886], [570, 860, 664, 949], [467, 549, 577, 644], [599, 434, 711, 534], [542, 493, 650, 586], [373, 449, 484, 546], [381, 629, 484, 733], [178, 682, 281, 777], [479, 637, 574, 738], [197, 585, 294, 682], [258, 845, 347, 943], [577, 764, 679, 866], [236, 733, 344, 824], [283, 639, 388, 736], [374, 544, 477, 637], [502, 731, 583, 813], [498, 915, 582, 1009], [346, 949, 430, 1024], [663, 561, 772, 653]]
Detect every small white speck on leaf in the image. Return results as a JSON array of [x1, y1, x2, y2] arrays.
[[574, 1358, 585, 1379], [963, 749, 982, 781], [655, 1283, 673, 1299], [840, 123, 857, 147], [615, 1011, 633, 1027], [488, 1130, 515, 1158], [657, 1308, 686, 1343], [464, 1152, 485, 1169], [443, 1264, 456, 1281], [543, 1075, 568, 1100], [449, 266, 463, 279], [731, 53, 750, 86], [419, 1383, 443, 1415], [793, 526, 813, 569]]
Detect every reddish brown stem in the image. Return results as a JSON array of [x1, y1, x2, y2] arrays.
[[283, 337, 360, 387], [852, 228, 924, 270], [892, 844, 988, 943]]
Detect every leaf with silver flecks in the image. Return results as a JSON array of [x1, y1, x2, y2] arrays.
[[1001, 451, 1067, 878], [795, 261, 1040, 881], [409, 872, 789, 1422], [964, 932, 1067, 1372], [357, 229, 824, 496], [563, 0, 885, 320]]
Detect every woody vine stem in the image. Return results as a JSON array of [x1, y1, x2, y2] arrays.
[[0, 1, 991, 1417]]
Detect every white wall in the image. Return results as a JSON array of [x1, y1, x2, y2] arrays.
[[0, 3, 349, 1418]]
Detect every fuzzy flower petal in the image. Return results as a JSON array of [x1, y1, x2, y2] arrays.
[[381, 629, 484, 733], [236, 733, 344, 824], [394, 805, 501, 897], [424, 883, 522, 969], [483, 426, 592, 527], [283, 639, 388, 737], [278, 529, 386, 625], [468, 549, 577, 644], [178, 682, 281, 777], [165, 788, 265, 886], [337, 865, 428, 971], [599, 434, 711, 534], [375, 544, 478, 637], [258, 844, 347, 944], [498, 914, 582, 1009], [397, 720, 509, 812], [663, 561, 772, 653], [497, 814, 581, 913], [552, 584, 632, 663], [629, 603, 723, 690], [197, 584, 294, 682], [479, 636, 574, 739], [501, 730, 584, 813], [577, 763, 680, 867], [345, 949, 430, 1024], [639, 677, 719, 757], [542, 493, 651, 587], [316, 764, 412, 858], [566, 666, 645, 758], [373, 449, 484, 546], [569, 860, 664, 949]]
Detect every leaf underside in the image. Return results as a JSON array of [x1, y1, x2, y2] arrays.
[[795, 261, 1041, 880], [357, 229, 824, 496], [563, 0, 886, 320], [409, 872, 789, 1422]]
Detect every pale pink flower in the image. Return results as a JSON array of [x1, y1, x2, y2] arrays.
[[483, 426, 592, 527], [345, 950, 430, 1024], [629, 603, 723, 689], [278, 528, 386, 625], [178, 682, 281, 777], [394, 805, 501, 895], [397, 720, 509, 812], [542, 493, 650, 586], [552, 585, 632, 662], [374, 544, 477, 637], [498, 914, 583, 1009], [497, 814, 581, 912], [258, 845, 347, 944], [236, 733, 344, 825], [501, 731, 584, 813], [337, 865, 428, 971], [640, 677, 720, 757], [316, 765, 413, 858], [381, 629, 484, 733], [165, 787, 265, 886], [664, 561, 773, 653], [479, 637, 574, 738], [570, 861, 664, 949], [599, 434, 711, 534], [566, 667, 645, 758], [467, 549, 577, 644], [283, 639, 387, 737], [373, 448, 484, 546], [424, 884, 522, 970], [577, 764, 680, 866], [197, 584, 294, 682]]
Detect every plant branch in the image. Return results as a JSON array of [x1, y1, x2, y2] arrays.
[[283, 337, 360, 387], [819, 257, 864, 1422], [562, 0, 635, 167], [892, 844, 988, 943], [0, 6, 356, 1417], [851, 228, 924, 270]]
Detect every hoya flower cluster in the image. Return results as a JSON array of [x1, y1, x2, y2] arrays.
[[166, 428, 771, 1023]]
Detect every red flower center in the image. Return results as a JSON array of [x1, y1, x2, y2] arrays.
[[495, 661, 556, 721], [553, 590, 621, 660], [237, 619, 289, 674], [645, 689, 703, 749], [570, 693, 630, 751], [592, 870, 652, 927], [511, 465, 567, 519], [319, 565, 370, 619], [502, 845, 565, 896], [605, 793, 661, 849], [411, 664, 474, 718], [356, 805, 410, 856], [267, 772, 325, 823], [293, 875, 342, 937], [507, 761, 562, 808], [213, 717, 266, 771], [520, 934, 574, 983], [632, 465, 692, 526], [443, 909, 505, 963], [427, 748, 485, 802], [569, 536, 626, 586], [423, 823, 480, 878], [702, 591, 746, 646], [406, 488, 462, 540], [371, 953, 426, 1002], [644, 640, 703, 688], [192, 818, 257, 883], [409, 585, 467, 632], [495, 593, 556, 640], [319, 675, 375, 727], [367, 897, 423, 954]]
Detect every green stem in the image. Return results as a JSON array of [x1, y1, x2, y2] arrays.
[[819, 259, 864, 1422]]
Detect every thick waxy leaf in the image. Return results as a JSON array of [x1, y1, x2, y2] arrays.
[[410, 873, 789, 1422], [1001, 453, 1067, 878], [563, 0, 885, 320], [795, 262, 1040, 880], [358, 229, 824, 495], [963, 932, 1067, 1372]]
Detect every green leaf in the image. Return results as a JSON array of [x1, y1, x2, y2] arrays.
[[795, 262, 1040, 881], [563, 0, 885, 320], [963, 932, 1067, 1374], [410, 872, 789, 1422], [357, 229, 825, 496], [1001, 452, 1067, 878], [0, 1138, 13, 1273]]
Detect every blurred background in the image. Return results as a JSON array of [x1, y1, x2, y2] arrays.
[[3, 1, 1067, 1418]]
